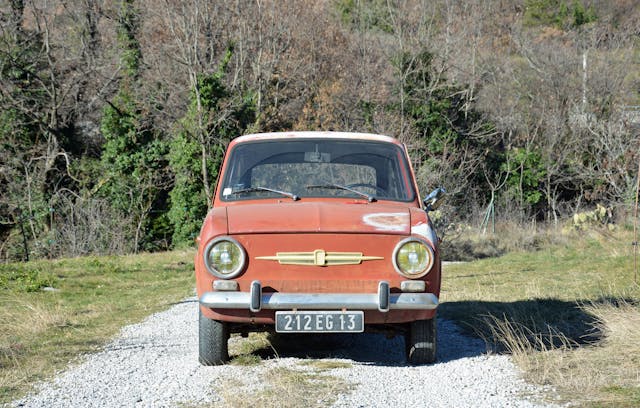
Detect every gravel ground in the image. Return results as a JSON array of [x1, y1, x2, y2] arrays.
[[11, 298, 555, 408]]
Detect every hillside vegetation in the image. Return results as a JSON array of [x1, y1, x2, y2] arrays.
[[1, 0, 639, 261]]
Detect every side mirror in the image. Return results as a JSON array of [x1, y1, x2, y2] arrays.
[[423, 187, 446, 212]]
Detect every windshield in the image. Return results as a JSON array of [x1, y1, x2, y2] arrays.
[[220, 138, 415, 202]]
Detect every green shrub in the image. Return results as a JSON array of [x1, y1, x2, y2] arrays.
[[0, 265, 57, 292]]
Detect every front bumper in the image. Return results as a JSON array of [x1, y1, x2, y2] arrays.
[[199, 280, 439, 313]]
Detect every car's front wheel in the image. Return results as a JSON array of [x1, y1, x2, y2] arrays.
[[405, 316, 437, 364], [199, 308, 229, 365]]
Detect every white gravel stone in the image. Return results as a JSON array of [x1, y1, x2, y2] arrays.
[[11, 298, 556, 408]]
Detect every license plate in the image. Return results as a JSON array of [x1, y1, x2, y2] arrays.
[[275, 311, 364, 333]]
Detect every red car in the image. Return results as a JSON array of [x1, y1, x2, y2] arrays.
[[195, 132, 445, 365]]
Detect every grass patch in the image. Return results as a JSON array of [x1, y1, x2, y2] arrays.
[[229, 332, 272, 356], [228, 332, 273, 366], [516, 300, 640, 408], [299, 360, 353, 370], [0, 250, 195, 404], [229, 353, 263, 366], [440, 222, 567, 261], [214, 336, 354, 408], [0, 264, 57, 292], [216, 364, 352, 408], [441, 228, 640, 406]]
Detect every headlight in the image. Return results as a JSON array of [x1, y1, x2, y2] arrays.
[[204, 237, 246, 279], [393, 238, 435, 278]]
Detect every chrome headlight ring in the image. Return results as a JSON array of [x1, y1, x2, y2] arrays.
[[203, 237, 247, 279], [392, 237, 435, 279]]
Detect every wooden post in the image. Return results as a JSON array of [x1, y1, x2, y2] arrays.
[[18, 207, 29, 262], [634, 160, 639, 285]]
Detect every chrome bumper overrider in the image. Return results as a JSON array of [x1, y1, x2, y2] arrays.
[[199, 280, 438, 313]]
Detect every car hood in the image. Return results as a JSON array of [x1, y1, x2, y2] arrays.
[[226, 202, 411, 235]]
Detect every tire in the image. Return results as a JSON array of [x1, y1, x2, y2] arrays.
[[405, 316, 437, 364], [199, 308, 229, 365]]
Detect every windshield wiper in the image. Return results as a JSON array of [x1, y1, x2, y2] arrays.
[[306, 183, 376, 202], [230, 186, 300, 201]]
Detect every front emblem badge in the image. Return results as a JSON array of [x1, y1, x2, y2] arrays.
[[256, 250, 383, 266]]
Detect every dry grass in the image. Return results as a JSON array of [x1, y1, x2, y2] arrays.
[[440, 221, 569, 261], [228, 332, 273, 366], [489, 300, 640, 407], [0, 295, 72, 395], [213, 331, 354, 407], [299, 360, 353, 370], [0, 250, 194, 404], [0, 296, 69, 341], [216, 364, 352, 408], [520, 301, 640, 407], [442, 226, 640, 406], [220, 332, 355, 406]]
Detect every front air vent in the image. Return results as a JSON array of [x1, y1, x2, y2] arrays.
[[256, 249, 383, 266]]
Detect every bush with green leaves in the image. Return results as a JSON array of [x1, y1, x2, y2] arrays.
[[168, 49, 255, 247], [98, 0, 170, 252]]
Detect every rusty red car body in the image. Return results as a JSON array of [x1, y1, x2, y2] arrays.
[[195, 131, 444, 365]]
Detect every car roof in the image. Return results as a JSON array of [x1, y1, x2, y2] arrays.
[[229, 131, 402, 147]]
